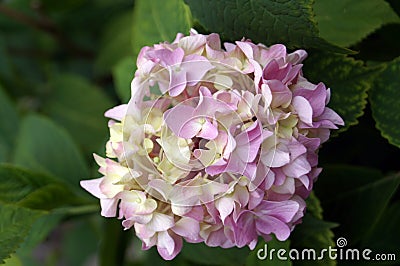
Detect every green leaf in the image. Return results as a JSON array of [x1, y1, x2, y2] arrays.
[[15, 211, 66, 266], [0, 85, 19, 162], [315, 164, 384, 201], [363, 201, 400, 253], [16, 206, 100, 265], [185, 0, 349, 53], [290, 216, 337, 266], [18, 184, 77, 210], [3, 254, 22, 266], [0, 164, 77, 209], [132, 0, 192, 53], [246, 238, 291, 266], [0, 204, 44, 263], [95, 11, 134, 73], [305, 191, 323, 220], [290, 192, 337, 266], [18, 211, 64, 251], [316, 166, 400, 243], [181, 242, 249, 265], [370, 56, 400, 148], [303, 53, 382, 133], [41, 73, 113, 154], [112, 56, 136, 102], [314, 0, 400, 47], [119, 0, 191, 102], [0, 165, 95, 264], [12, 114, 89, 187]]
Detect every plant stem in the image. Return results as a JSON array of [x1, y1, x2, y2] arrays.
[[58, 204, 100, 216], [99, 219, 129, 266]]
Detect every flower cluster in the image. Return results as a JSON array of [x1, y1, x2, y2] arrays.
[[81, 30, 343, 260]]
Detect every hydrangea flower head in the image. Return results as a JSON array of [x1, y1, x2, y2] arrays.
[[81, 30, 343, 260]]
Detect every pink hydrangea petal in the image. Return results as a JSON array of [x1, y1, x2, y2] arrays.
[[171, 205, 192, 216], [318, 107, 344, 126], [157, 231, 182, 260], [197, 119, 218, 140], [193, 149, 215, 167], [282, 155, 311, 178], [183, 54, 214, 86], [164, 104, 195, 137], [272, 177, 295, 195], [185, 206, 205, 221], [261, 146, 290, 168], [80, 178, 105, 199], [282, 64, 302, 85], [292, 96, 313, 125], [104, 104, 128, 121], [194, 87, 236, 116], [263, 59, 292, 81], [124, 214, 153, 225], [261, 44, 287, 64], [153, 47, 185, 67], [248, 188, 264, 210], [148, 213, 174, 232], [100, 198, 118, 217], [266, 80, 292, 107], [256, 215, 291, 241], [287, 49, 307, 64], [206, 227, 233, 248], [236, 41, 256, 59], [205, 159, 228, 176], [233, 185, 250, 207], [234, 211, 258, 248], [168, 68, 187, 97], [298, 174, 310, 189], [294, 82, 327, 117], [180, 119, 203, 139], [215, 197, 234, 222], [259, 200, 300, 223], [178, 34, 206, 54], [273, 168, 287, 186], [172, 217, 200, 241]]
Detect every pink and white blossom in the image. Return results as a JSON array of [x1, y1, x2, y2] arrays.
[[80, 30, 343, 260]]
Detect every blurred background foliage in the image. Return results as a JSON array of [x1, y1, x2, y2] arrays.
[[0, 0, 399, 265]]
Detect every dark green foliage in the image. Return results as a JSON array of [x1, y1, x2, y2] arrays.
[[0, 0, 399, 265]]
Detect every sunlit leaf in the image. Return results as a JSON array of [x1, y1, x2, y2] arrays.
[[12, 114, 89, 187], [0, 204, 44, 263], [112, 56, 135, 102], [132, 0, 192, 52], [185, 0, 349, 53], [42, 73, 113, 154], [95, 11, 134, 73], [315, 0, 400, 47]]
